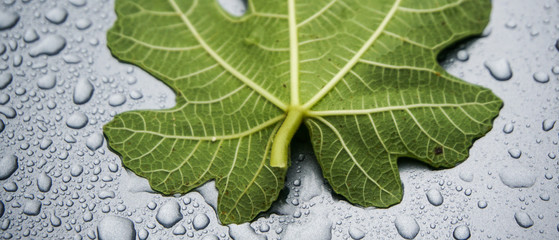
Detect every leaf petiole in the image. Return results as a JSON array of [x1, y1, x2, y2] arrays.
[[270, 106, 306, 168]]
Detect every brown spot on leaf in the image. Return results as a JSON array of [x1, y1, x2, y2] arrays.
[[434, 146, 443, 155]]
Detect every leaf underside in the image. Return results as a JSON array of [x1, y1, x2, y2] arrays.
[[104, 0, 501, 224]]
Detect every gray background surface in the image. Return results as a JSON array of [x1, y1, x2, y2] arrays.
[[0, 0, 557, 239]]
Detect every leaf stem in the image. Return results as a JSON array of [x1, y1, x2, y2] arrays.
[[270, 106, 305, 168]]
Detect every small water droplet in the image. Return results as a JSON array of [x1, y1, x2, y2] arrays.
[[533, 72, 549, 83], [503, 123, 514, 134], [539, 193, 550, 201], [75, 18, 92, 30], [23, 199, 42, 216], [66, 112, 88, 129], [70, 164, 83, 177], [138, 229, 149, 240], [484, 58, 513, 81], [508, 148, 521, 159], [505, 20, 517, 29], [456, 50, 469, 61], [459, 171, 474, 182], [69, 0, 87, 7], [542, 119, 555, 131], [477, 200, 487, 209], [63, 55, 81, 64], [514, 212, 534, 228], [45, 7, 68, 24], [129, 90, 143, 100]]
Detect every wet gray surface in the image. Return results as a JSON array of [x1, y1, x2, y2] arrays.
[[0, 0, 558, 239]]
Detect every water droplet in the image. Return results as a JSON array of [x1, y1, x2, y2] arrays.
[[37, 74, 57, 90], [533, 72, 549, 83], [0, 201, 4, 218], [108, 94, 126, 107], [499, 166, 536, 188], [542, 119, 555, 131], [539, 193, 550, 201], [37, 172, 52, 192], [0, 106, 16, 119], [50, 211, 61, 227], [201, 235, 219, 240], [484, 58, 513, 81], [73, 78, 94, 104], [129, 90, 143, 100], [456, 50, 469, 61], [453, 225, 471, 240], [173, 225, 186, 235], [0, 11, 19, 30], [45, 7, 68, 24], [66, 112, 88, 129], [23, 199, 42, 216], [229, 223, 267, 240], [156, 200, 183, 228], [97, 216, 136, 240], [514, 212, 534, 228], [86, 133, 104, 151], [503, 123, 514, 134], [98, 190, 115, 199], [552, 66, 559, 75], [193, 213, 210, 230], [69, 0, 87, 7], [426, 189, 444, 206], [508, 148, 521, 159], [138, 229, 149, 240], [3, 182, 17, 192], [75, 18, 91, 30], [70, 164, 83, 177], [0, 93, 9, 104], [505, 20, 517, 29], [348, 226, 366, 240], [23, 29, 39, 43], [63, 55, 81, 64], [0, 73, 13, 89], [459, 171, 474, 182], [0, 154, 18, 180], [395, 215, 420, 239], [0, 120, 4, 133], [29, 35, 66, 57]]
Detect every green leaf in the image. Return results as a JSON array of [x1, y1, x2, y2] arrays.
[[104, 0, 501, 224]]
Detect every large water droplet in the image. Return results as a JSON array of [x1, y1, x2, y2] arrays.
[[66, 112, 88, 129], [86, 133, 104, 151], [484, 58, 513, 81], [542, 119, 555, 131], [0, 154, 18, 180], [69, 0, 87, 7], [0, 106, 16, 118], [37, 74, 57, 90], [395, 215, 420, 239], [37, 172, 52, 192], [426, 189, 444, 206], [533, 72, 549, 83], [172, 225, 186, 235], [459, 171, 474, 182], [456, 50, 469, 61], [73, 78, 94, 104], [50, 212, 61, 227], [156, 200, 182, 228], [23, 200, 42, 216], [0, 73, 13, 89], [70, 164, 83, 177], [97, 216, 136, 240], [75, 18, 91, 30], [514, 212, 534, 228], [192, 213, 210, 230], [45, 7, 68, 24], [0, 11, 19, 30], [29, 35, 66, 57], [499, 166, 536, 188], [503, 123, 514, 134], [453, 225, 471, 240]]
